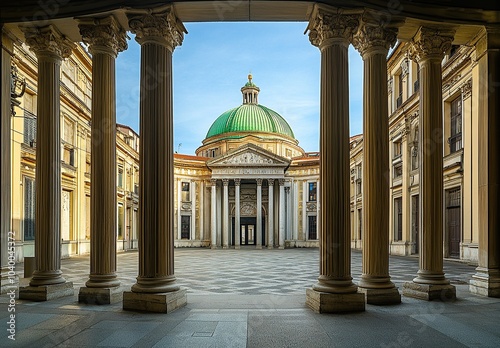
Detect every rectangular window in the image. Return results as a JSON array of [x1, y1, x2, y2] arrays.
[[308, 182, 317, 202], [308, 215, 317, 240], [449, 97, 462, 153], [181, 215, 191, 239], [63, 147, 75, 166], [182, 182, 190, 202], [394, 197, 403, 241], [63, 118, 74, 145], [414, 64, 420, 93], [356, 180, 362, 195], [117, 167, 123, 188], [117, 204, 124, 240], [358, 208, 362, 239], [23, 177, 36, 241], [23, 110, 37, 146], [393, 141, 402, 158], [397, 73, 403, 107]]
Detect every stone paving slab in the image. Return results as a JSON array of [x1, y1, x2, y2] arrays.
[[1, 248, 499, 347]]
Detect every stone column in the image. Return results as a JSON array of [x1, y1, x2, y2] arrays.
[[123, 7, 187, 312], [190, 181, 196, 241], [305, 6, 365, 313], [352, 18, 401, 305], [470, 28, 500, 298], [1, 30, 14, 293], [278, 179, 285, 249], [77, 16, 127, 304], [177, 179, 182, 240], [256, 178, 263, 249], [18, 25, 75, 301], [268, 179, 274, 249], [234, 179, 241, 249], [210, 179, 217, 249], [402, 27, 456, 301], [222, 179, 229, 248]]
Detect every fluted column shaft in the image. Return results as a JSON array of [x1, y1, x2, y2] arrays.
[[268, 179, 274, 248], [210, 179, 217, 248], [411, 28, 455, 285], [307, 10, 360, 294], [22, 26, 73, 286], [79, 16, 127, 288], [353, 21, 398, 292], [234, 179, 241, 249], [222, 179, 229, 248], [256, 179, 263, 248], [128, 10, 186, 293], [278, 179, 285, 249]]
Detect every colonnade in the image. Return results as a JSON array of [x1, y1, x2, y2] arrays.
[[209, 178, 286, 249], [7, 4, 498, 313]]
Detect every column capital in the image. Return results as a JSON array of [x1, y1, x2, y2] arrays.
[[278, 178, 285, 186], [306, 6, 360, 50], [234, 178, 241, 186], [267, 178, 275, 186], [210, 178, 217, 186], [78, 16, 128, 57], [222, 178, 229, 186], [409, 27, 455, 62], [128, 7, 187, 51], [352, 21, 397, 58], [256, 178, 263, 186], [21, 25, 74, 60]]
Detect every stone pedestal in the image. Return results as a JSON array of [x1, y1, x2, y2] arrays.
[[470, 269, 500, 297], [123, 288, 187, 313], [403, 282, 456, 301], [306, 288, 365, 313], [358, 287, 401, 305], [19, 282, 74, 301], [78, 286, 123, 305]]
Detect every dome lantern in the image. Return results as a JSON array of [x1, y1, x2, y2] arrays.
[[241, 74, 260, 105]]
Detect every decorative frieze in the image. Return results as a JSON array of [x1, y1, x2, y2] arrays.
[[461, 78, 472, 99]]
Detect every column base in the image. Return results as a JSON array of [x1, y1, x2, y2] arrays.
[[469, 269, 500, 297], [19, 282, 74, 301], [234, 245, 241, 250], [358, 287, 401, 305], [256, 245, 262, 250], [306, 288, 365, 313], [78, 286, 123, 305], [211, 246, 218, 250], [267, 245, 274, 250], [402, 281, 456, 301], [278, 246, 285, 250], [123, 288, 187, 313]]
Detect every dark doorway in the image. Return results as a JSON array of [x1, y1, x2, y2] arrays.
[[411, 195, 419, 254], [232, 217, 265, 246], [446, 188, 461, 259]]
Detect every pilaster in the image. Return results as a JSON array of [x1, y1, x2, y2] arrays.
[[256, 178, 263, 249], [77, 15, 127, 304], [123, 7, 187, 312], [352, 16, 401, 305], [305, 5, 365, 313], [470, 27, 500, 298], [19, 25, 74, 301], [403, 26, 456, 301]]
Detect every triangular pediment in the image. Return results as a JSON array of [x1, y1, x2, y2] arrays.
[[207, 143, 290, 168]]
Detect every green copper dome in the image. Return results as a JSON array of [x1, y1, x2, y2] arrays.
[[205, 75, 295, 140], [206, 104, 295, 139]]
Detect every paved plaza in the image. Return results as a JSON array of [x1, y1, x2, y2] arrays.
[[2, 249, 500, 347]]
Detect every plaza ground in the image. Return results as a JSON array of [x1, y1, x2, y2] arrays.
[[2, 248, 500, 347]]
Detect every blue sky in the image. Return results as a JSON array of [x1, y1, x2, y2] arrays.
[[115, 22, 364, 155]]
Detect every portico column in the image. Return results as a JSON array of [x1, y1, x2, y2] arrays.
[[278, 179, 285, 249], [352, 18, 401, 305], [210, 179, 217, 249], [77, 16, 127, 304], [256, 179, 263, 249], [268, 179, 274, 249], [470, 27, 500, 298], [19, 25, 75, 301], [222, 179, 229, 248], [402, 27, 456, 301], [234, 179, 241, 249], [123, 7, 187, 312], [305, 5, 365, 313]]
